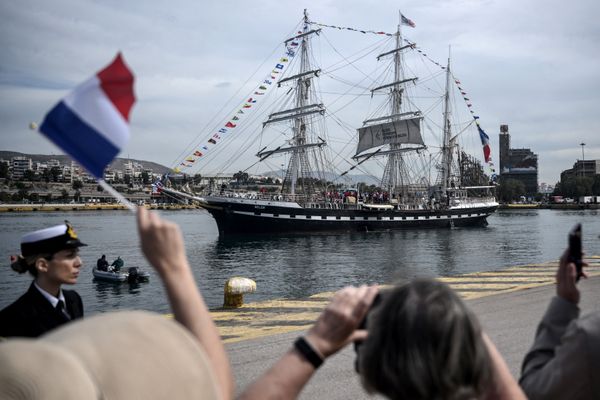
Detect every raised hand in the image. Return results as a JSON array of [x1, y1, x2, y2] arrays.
[[306, 285, 378, 358], [556, 249, 588, 304], [136, 207, 188, 277]]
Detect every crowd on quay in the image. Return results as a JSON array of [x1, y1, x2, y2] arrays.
[[0, 210, 597, 399]]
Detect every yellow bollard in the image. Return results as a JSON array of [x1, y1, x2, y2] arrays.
[[223, 277, 256, 308]]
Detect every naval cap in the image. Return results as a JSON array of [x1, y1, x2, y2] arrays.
[[20, 222, 87, 257]]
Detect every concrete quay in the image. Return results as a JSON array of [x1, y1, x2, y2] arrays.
[[0, 203, 199, 212], [220, 257, 600, 399]]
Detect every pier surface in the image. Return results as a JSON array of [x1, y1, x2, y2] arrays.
[[213, 256, 600, 343], [219, 257, 600, 398]]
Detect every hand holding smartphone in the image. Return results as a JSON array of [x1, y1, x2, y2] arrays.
[[568, 223, 583, 281]]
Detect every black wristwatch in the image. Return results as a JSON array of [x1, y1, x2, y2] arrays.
[[294, 337, 324, 369]]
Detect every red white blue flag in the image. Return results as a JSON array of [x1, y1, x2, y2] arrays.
[[401, 14, 416, 28], [477, 125, 491, 163], [40, 53, 135, 179]]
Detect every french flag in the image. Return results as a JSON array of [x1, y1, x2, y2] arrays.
[[40, 53, 135, 179], [477, 125, 491, 163]]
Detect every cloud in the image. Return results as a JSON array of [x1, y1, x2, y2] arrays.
[[0, 0, 598, 185]]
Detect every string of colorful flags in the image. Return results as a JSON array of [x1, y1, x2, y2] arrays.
[[173, 37, 302, 173], [308, 14, 415, 37], [452, 78, 497, 179], [310, 20, 496, 180], [402, 38, 447, 70]]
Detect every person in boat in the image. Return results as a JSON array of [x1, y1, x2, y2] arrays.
[[0, 222, 86, 338], [110, 256, 124, 272], [239, 280, 525, 400], [96, 254, 109, 271]]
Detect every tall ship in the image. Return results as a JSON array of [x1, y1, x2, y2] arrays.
[[162, 10, 498, 236]]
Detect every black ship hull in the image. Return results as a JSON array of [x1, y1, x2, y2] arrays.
[[200, 197, 498, 236]]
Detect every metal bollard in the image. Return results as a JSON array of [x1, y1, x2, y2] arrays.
[[223, 277, 256, 308]]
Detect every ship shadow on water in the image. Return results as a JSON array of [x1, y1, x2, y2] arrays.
[[192, 225, 493, 305]]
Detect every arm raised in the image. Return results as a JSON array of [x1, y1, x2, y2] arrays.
[[137, 207, 234, 400], [240, 285, 378, 400]]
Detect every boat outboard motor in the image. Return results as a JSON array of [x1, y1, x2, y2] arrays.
[[127, 267, 140, 283]]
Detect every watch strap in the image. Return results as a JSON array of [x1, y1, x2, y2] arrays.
[[294, 337, 324, 369]]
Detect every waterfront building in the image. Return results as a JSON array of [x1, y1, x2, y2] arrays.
[[104, 169, 116, 182], [33, 161, 46, 173], [538, 182, 554, 194], [498, 124, 539, 195], [560, 160, 600, 181], [10, 157, 32, 180]]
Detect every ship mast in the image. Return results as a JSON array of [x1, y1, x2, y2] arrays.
[[290, 10, 310, 196], [258, 9, 326, 198], [354, 11, 425, 202], [381, 17, 407, 198], [440, 53, 452, 197]]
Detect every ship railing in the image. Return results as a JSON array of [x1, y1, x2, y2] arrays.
[[205, 190, 498, 209], [206, 190, 444, 209], [207, 191, 311, 203]]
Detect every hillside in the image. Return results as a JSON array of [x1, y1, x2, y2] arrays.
[[0, 151, 171, 174], [0, 151, 379, 184]]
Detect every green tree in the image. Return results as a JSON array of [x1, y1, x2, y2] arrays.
[[72, 180, 83, 190], [193, 173, 202, 185], [23, 170, 36, 181], [497, 178, 526, 203], [593, 175, 600, 196], [233, 171, 249, 184], [0, 163, 9, 179], [554, 177, 594, 198], [141, 171, 150, 185], [60, 189, 70, 201], [14, 188, 29, 201], [28, 192, 39, 202], [50, 167, 61, 182], [0, 192, 12, 202], [42, 168, 52, 183]]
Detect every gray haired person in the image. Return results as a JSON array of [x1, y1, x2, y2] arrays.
[[241, 279, 524, 399], [358, 279, 493, 399]]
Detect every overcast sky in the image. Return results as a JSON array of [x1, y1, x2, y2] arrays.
[[1, 0, 598, 184]]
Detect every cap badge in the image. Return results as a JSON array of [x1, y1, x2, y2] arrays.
[[66, 222, 78, 240]]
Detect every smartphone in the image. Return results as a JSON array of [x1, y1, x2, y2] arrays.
[[568, 223, 583, 281]]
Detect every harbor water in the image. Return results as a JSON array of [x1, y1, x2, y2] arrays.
[[0, 208, 598, 314]]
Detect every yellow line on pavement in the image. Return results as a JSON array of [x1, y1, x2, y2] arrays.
[[212, 256, 600, 343]]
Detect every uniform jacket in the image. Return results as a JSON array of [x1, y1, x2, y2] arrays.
[[520, 296, 600, 399], [0, 281, 83, 338]]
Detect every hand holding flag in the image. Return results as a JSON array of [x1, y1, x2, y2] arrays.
[[38, 53, 137, 210]]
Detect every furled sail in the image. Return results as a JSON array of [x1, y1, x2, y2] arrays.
[[356, 116, 424, 154]]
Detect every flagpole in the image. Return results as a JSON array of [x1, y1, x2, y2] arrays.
[[98, 179, 137, 212]]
